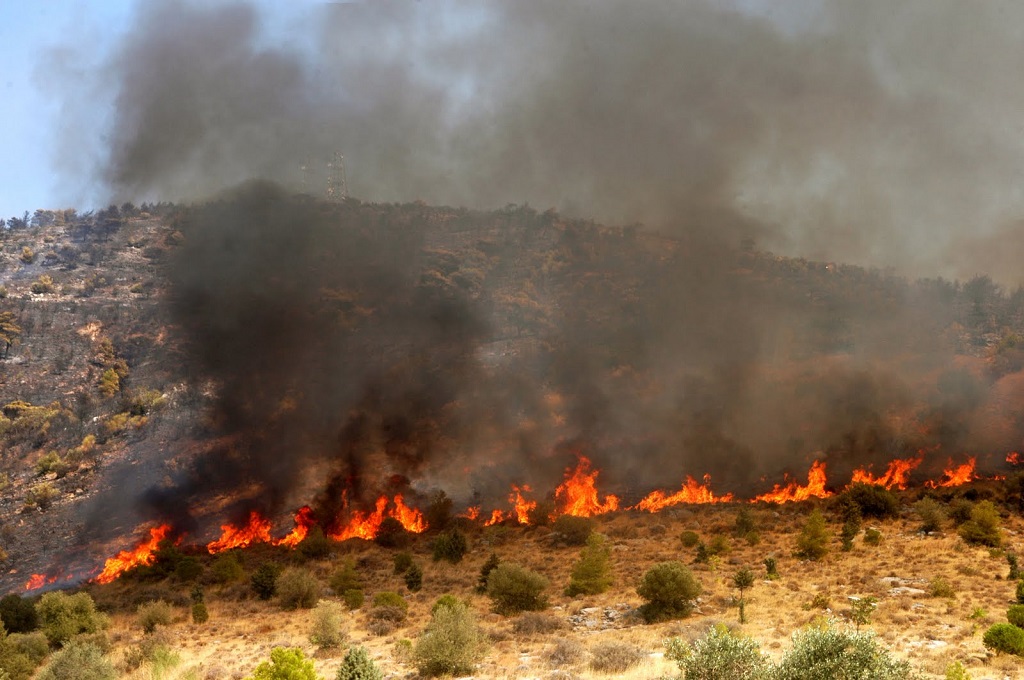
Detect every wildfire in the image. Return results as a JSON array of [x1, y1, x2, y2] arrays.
[[634, 474, 734, 512], [460, 506, 481, 521], [554, 456, 620, 517], [207, 511, 274, 554], [481, 485, 538, 526], [95, 524, 174, 584], [1008, 452, 1022, 466], [849, 456, 923, 490], [328, 494, 426, 541], [483, 509, 506, 526], [275, 506, 317, 549], [752, 460, 831, 503], [24, 574, 47, 590], [925, 457, 978, 488]]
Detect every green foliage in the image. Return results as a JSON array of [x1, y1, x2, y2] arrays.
[[0, 595, 38, 634], [404, 562, 423, 592], [336, 646, 383, 680], [425, 490, 454, 532], [432, 528, 469, 563], [1016, 579, 1024, 605], [486, 563, 549, 615], [413, 597, 486, 677], [636, 561, 702, 623], [19, 247, 34, 265], [393, 551, 413, 574], [342, 589, 364, 610], [174, 556, 203, 581], [247, 647, 319, 680], [329, 560, 362, 594], [588, 641, 645, 674], [34, 451, 74, 478], [210, 552, 245, 583], [35, 641, 115, 680], [795, 509, 830, 561], [982, 622, 1024, 655], [137, 600, 173, 634], [914, 497, 946, 533], [551, 515, 594, 546], [309, 600, 346, 650], [734, 567, 755, 623], [36, 591, 105, 646], [763, 556, 779, 580], [1008, 604, 1024, 628], [374, 517, 409, 548], [298, 527, 333, 560], [929, 577, 955, 598], [849, 596, 877, 630], [837, 483, 900, 519], [98, 369, 120, 397], [863, 527, 882, 546], [735, 507, 757, 536], [476, 552, 500, 593], [565, 533, 613, 596], [1008, 553, 1021, 580], [680, 530, 701, 548], [840, 516, 860, 552], [251, 562, 283, 600], [774, 623, 917, 679], [23, 482, 60, 511], [666, 625, 769, 680], [944, 661, 972, 680], [30, 275, 54, 295], [277, 567, 321, 610], [958, 500, 1002, 547], [371, 592, 408, 612], [191, 601, 209, 624]]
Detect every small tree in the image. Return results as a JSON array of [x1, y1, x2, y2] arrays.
[[35, 641, 115, 680], [476, 552, 500, 593], [914, 497, 946, 534], [136, 600, 172, 634], [432, 528, 468, 563], [565, 533, 613, 596], [1008, 553, 1021, 581], [404, 562, 423, 592], [774, 623, 916, 679], [336, 646, 383, 680], [666, 625, 769, 680], [247, 647, 319, 680], [795, 509, 830, 561], [849, 596, 877, 631], [958, 500, 1002, 547], [414, 598, 487, 677], [763, 556, 780, 580], [733, 567, 755, 624], [486, 564, 549, 615], [36, 591, 105, 646], [277, 567, 320, 610], [982, 623, 1024, 655], [309, 600, 346, 650], [251, 563, 283, 600], [637, 561, 702, 623]]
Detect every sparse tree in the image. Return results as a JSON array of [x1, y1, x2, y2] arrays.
[[734, 567, 755, 624], [795, 509, 830, 561], [0, 312, 21, 359]]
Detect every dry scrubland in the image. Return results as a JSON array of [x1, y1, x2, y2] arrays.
[[6, 495, 1024, 679]]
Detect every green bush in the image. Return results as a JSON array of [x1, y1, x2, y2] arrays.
[[35, 641, 115, 680], [565, 533, 613, 596], [589, 641, 645, 674], [1016, 579, 1024, 605], [774, 623, 916, 679], [794, 509, 830, 561], [764, 556, 780, 580], [342, 589, 364, 610], [372, 591, 408, 613], [413, 597, 487, 677], [432, 528, 469, 563], [914, 497, 946, 533], [251, 562, 283, 600], [666, 625, 769, 680], [944, 661, 971, 680], [309, 600, 346, 650], [330, 560, 362, 594], [297, 527, 333, 560], [24, 482, 60, 511], [486, 564, 549, 615], [276, 568, 320, 610], [636, 561, 702, 623], [476, 553, 500, 593], [174, 556, 203, 582], [404, 562, 423, 592], [210, 552, 245, 583], [36, 591, 106, 646], [929, 577, 955, 599], [393, 552, 414, 574], [374, 517, 409, 548], [680, 530, 701, 548], [863, 527, 882, 546], [958, 500, 1002, 547], [1007, 604, 1024, 628], [248, 647, 319, 680], [552, 515, 593, 546], [425, 490, 454, 532], [983, 622, 1024, 655], [837, 483, 900, 519], [336, 645, 383, 680], [6, 631, 48, 665], [191, 602, 209, 624], [137, 600, 173, 634], [0, 595, 38, 634], [840, 516, 861, 552]]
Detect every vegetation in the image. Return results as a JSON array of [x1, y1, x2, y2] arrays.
[[404, 562, 423, 592], [636, 561, 702, 623], [136, 600, 173, 634], [565, 533, 613, 596], [958, 500, 1002, 547], [34, 641, 115, 680], [413, 597, 487, 677], [247, 647, 319, 680], [336, 646, 383, 680], [476, 552, 500, 593], [36, 591, 106, 646], [309, 600, 346, 650], [276, 567, 320, 610], [795, 509, 831, 561], [486, 563, 549, 615], [915, 497, 946, 533], [431, 528, 468, 563], [773, 623, 916, 679], [588, 641, 645, 673], [734, 566, 755, 623], [250, 562, 283, 600], [666, 625, 769, 680], [551, 515, 593, 546], [982, 622, 1024, 655]]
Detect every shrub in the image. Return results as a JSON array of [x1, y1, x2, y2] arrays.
[[863, 527, 882, 546], [297, 527, 333, 560], [552, 515, 593, 546], [915, 497, 946, 533], [329, 560, 362, 594], [6, 631, 48, 665], [393, 551, 414, 574], [958, 500, 1002, 547], [794, 509, 830, 561], [374, 517, 409, 548], [24, 482, 60, 511], [248, 647, 319, 680], [589, 640, 644, 673], [432, 528, 469, 563], [734, 567, 756, 623], [486, 564, 549, 615], [37, 591, 105, 646], [948, 499, 974, 525], [1016, 579, 1024, 605], [735, 507, 757, 535], [413, 598, 487, 677], [1009, 553, 1021, 580], [336, 645, 383, 680], [476, 552, 500, 593], [97, 369, 120, 397], [708, 534, 731, 555], [849, 596, 877, 631], [0, 595, 38, 634], [1008, 604, 1024, 628], [565, 533, 613, 596], [404, 562, 423, 592], [512, 612, 564, 636], [680, 530, 701, 548], [277, 568, 320, 610], [174, 556, 203, 581], [546, 638, 585, 668], [19, 247, 34, 264], [309, 600, 346, 650], [34, 451, 73, 478], [30, 276, 54, 295], [191, 601, 209, 624], [982, 622, 1024, 655], [666, 624, 769, 680], [210, 552, 245, 583], [840, 516, 860, 552], [837, 483, 900, 519], [637, 561, 702, 623], [929, 577, 956, 598], [367, 608, 405, 636], [35, 641, 115, 680], [425, 490, 454, 532], [137, 600, 173, 634], [944, 661, 972, 680], [251, 562, 283, 600], [342, 589, 364, 610], [763, 556, 779, 580], [774, 623, 916, 679]]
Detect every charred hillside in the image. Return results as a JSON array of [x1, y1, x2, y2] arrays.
[[2, 187, 1024, 590]]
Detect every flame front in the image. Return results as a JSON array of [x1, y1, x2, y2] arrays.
[[329, 494, 426, 540], [752, 460, 831, 503], [95, 524, 174, 584], [925, 457, 978, 488], [1008, 452, 1021, 466], [635, 474, 734, 512], [207, 511, 274, 554], [24, 574, 46, 590], [554, 456, 620, 517], [849, 456, 923, 490], [275, 506, 316, 549]]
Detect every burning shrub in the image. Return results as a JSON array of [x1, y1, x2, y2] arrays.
[[588, 640, 645, 674], [404, 562, 423, 592], [914, 497, 946, 533], [527, 500, 554, 527], [982, 623, 1024, 656], [774, 623, 915, 679], [374, 517, 410, 548], [0, 595, 39, 634], [794, 509, 830, 561], [413, 597, 486, 677], [666, 624, 769, 680], [432, 528, 469, 563], [565, 533, 613, 596], [486, 564, 549, 615], [35, 641, 115, 680], [250, 562, 283, 600], [247, 647, 318, 680], [136, 600, 173, 634], [309, 600, 346, 650], [551, 515, 593, 546], [637, 561, 702, 623], [36, 591, 106, 647], [476, 552, 500, 593], [276, 567, 320, 610], [336, 645, 383, 680], [836, 483, 900, 520], [958, 500, 1002, 547]]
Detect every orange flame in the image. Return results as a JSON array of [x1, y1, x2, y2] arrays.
[[460, 506, 481, 521], [554, 456, 620, 517], [207, 510, 274, 554], [95, 524, 174, 584], [1008, 452, 1022, 465], [328, 494, 426, 541], [635, 474, 734, 512], [275, 506, 317, 549], [24, 574, 46, 590], [752, 460, 831, 503], [391, 494, 427, 533], [925, 457, 977, 488], [483, 509, 506, 526], [849, 456, 923, 490]]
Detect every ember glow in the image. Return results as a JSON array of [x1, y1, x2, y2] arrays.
[[634, 474, 734, 512], [849, 456, 923, 490], [1008, 452, 1022, 466], [925, 457, 978, 488], [95, 524, 174, 584], [752, 460, 831, 503], [328, 494, 426, 541], [554, 456, 620, 517], [24, 573, 47, 591]]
